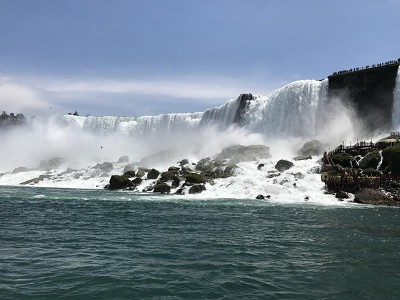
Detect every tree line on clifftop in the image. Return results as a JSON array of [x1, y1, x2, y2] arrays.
[[0, 111, 27, 129]]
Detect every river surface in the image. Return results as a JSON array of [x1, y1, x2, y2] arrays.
[[1, 186, 399, 299]]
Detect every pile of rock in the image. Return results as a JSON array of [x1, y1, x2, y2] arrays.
[[106, 144, 271, 195]]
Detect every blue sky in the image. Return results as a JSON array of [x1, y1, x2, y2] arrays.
[[0, 0, 399, 116]]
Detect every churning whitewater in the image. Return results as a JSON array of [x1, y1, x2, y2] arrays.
[[1, 74, 399, 203]]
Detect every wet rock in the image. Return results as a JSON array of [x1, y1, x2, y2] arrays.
[[293, 172, 304, 179], [297, 140, 325, 156], [20, 174, 51, 185], [256, 194, 265, 199], [147, 168, 160, 179], [160, 170, 179, 182], [123, 164, 135, 173], [215, 145, 271, 163], [109, 175, 132, 190], [257, 163, 265, 170], [354, 188, 400, 206], [94, 162, 113, 173], [185, 172, 206, 185], [275, 160, 294, 172], [153, 182, 171, 194], [335, 190, 349, 199], [359, 150, 381, 169], [293, 155, 312, 161], [118, 156, 129, 163], [12, 167, 28, 174], [179, 159, 189, 166], [189, 184, 206, 194], [195, 157, 214, 172], [171, 177, 181, 188], [136, 168, 149, 178], [267, 173, 280, 178], [123, 170, 136, 177], [331, 152, 353, 168], [131, 177, 143, 185], [224, 165, 237, 176], [380, 145, 400, 175], [308, 166, 321, 174]]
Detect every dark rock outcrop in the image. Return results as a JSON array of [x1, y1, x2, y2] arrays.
[[131, 177, 143, 185], [298, 140, 325, 156], [94, 162, 113, 173], [275, 160, 293, 172], [147, 168, 160, 179], [215, 145, 271, 163], [354, 188, 400, 206], [123, 170, 136, 177], [118, 156, 129, 163], [380, 145, 400, 175], [335, 190, 349, 199], [12, 167, 28, 174], [109, 175, 132, 190], [359, 150, 381, 169], [328, 63, 399, 132], [185, 172, 206, 185], [153, 182, 171, 194], [189, 184, 206, 194], [123, 164, 135, 173], [233, 93, 254, 125]]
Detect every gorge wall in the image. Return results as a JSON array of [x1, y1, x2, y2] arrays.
[[328, 62, 399, 133]]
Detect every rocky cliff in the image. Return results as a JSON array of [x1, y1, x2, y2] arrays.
[[328, 63, 399, 132]]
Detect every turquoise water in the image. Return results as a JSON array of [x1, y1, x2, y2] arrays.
[[1, 186, 399, 299]]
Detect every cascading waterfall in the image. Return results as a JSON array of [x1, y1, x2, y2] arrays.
[[392, 68, 400, 130], [64, 80, 329, 139], [64, 112, 203, 136], [242, 80, 328, 138]]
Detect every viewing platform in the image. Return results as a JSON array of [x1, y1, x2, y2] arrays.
[[329, 59, 400, 78]]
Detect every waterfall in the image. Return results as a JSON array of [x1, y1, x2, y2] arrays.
[[392, 68, 400, 130], [242, 80, 328, 138], [64, 112, 203, 136], [64, 80, 329, 139]]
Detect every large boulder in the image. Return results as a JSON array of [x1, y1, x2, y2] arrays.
[[123, 170, 136, 177], [131, 177, 143, 185], [109, 175, 132, 190], [354, 188, 400, 206], [185, 172, 206, 184], [275, 160, 294, 172], [297, 140, 325, 156], [195, 157, 214, 172], [160, 170, 179, 182], [215, 144, 271, 163], [153, 182, 171, 194], [380, 145, 400, 175], [12, 167, 28, 174], [123, 164, 135, 173], [179, 159, 189, 166], [359, 150, 381, 169], [335, 190, 349, 199], [118, 156, 129, 163], [331, 152, 353, 168], [94, 162, 114, 173], [189, 184, 206, 194], [147, 168, 160, 179]]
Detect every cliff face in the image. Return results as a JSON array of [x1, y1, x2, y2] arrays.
[[328, 64, 399, 132]]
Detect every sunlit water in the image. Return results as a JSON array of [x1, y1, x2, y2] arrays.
[[1, 186, 400, 299]]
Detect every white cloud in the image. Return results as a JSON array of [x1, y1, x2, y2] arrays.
[[41, 78, 248, 103], [0, 78, 50, 113]]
